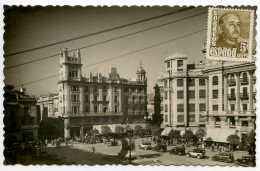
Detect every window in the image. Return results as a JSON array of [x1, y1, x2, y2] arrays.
[[177, 79, 183, 87], [189, 104, 195, 112], [189, 114, 195, 122], [242, 104, 247, 111], [114, 87, 118, 92], [177, 115, 184, 122], [199, 104, 206, 111], [103, 106, 107, 113], [71, 85, 79, 91], [85, 86, 89, 92], [199, 90, 206, 98], [199, 78, 205, 86], [230, 104, 235, 111], [177, 60, 183, 67], [102, 87, 107, 92], [164, 80, 167, 87], [69, 70, 78, 78], [161, 105, 164, 111], [165, 115, 168, 122], [213, 105, 218, 111], [85, 106, 89, 112], [72, 106, 79, 114], [213, 90, 218, 99], [189, 90, 195, 98], [94, 106, 98, 113], [103, 95, 106, 101], [212, 76, 218, 85], [115, 106, 118, 112], [165, 104, 168, 112], [93, 86, 98, 92], [164, 91, 168, 99], [94, 95, 98, 101], [114, 96, 118, 102], [243, 87, 248, 96], [189, 79, 195, 87], [138, 88, 142, 93], [177, 104, 184, 112], [124, 87, 129, 92], [85, 95, 89, 102], [177, 91, 184, 99], [215, 117, 221, 125], [242, 72, 247, 82], [231, 88, 235, 97], [71, 95, 79, 102], [167, 62, 171, 68]]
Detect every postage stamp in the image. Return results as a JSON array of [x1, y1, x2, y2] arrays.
[[206, 7, 255, 62]]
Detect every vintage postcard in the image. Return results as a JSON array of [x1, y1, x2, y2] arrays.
[[206, 7, 255, 62], [2, 5, 257, 167]]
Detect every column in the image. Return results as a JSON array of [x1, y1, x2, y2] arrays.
[[248, 71, 254, 111], [235, 72, 241, 111], [109, 85, 113, 112], [79, 86, 84, 113], [64, 118, 70, 139], [223, 74, 228, 111], [168, 77, 171, 126], [80, 126, 84, 138], [65, 83, 71, 113]]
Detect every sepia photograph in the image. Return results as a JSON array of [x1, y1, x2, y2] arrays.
[[3, 5, 257, 166]]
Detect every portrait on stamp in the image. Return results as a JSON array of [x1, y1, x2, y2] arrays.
[[206, 8, 255, 62]]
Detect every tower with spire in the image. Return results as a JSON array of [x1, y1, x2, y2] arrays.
[[136, 61, 147, 83]]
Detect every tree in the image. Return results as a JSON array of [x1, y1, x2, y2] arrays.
[[182, 129, 194, 140], [227, 134, 240, 151], [88, 128, 99, 135], [168, 130, 181, 140], [148, 125, 161, 136], [195, 128, 207, 139], [115, 125, 124, 134], [245, 129, 256, 145], [101, 125, 112, 136], [133, 125, 143, 136], [206, 137, 213, 141]]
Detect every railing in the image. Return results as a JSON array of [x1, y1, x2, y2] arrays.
[[240, 78, 248, 85], [240, 93, 248, 100], [228, 79, 236, 86], [228, 94, 236, 100]]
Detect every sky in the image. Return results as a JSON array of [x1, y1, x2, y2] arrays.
[[4, 6, 208, 96]]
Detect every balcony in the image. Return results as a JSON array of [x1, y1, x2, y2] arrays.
[[228, 79, 236, 86], [228, 94, 236, 101], [240, 93, 249, 100], [92, 100, 109, 104], [240, 78, 248, 85]]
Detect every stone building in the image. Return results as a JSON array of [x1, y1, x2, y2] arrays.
[[58, 48, 148, 138], [37, 93, 59, 120]]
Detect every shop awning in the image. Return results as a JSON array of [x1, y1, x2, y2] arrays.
[[206, 128, 236, 143], [161, 127, 173, 136]]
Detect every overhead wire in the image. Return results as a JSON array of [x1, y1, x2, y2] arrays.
[[4, 7, 195, 58], [5, 11, 207, 70]]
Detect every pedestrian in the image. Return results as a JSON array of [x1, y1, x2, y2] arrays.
[[202, 143, 205, 149], [211, 143, 215, 152], [92, 146, 95, 153]]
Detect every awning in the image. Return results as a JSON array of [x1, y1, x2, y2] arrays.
[[206, 128, 236, 143], [161, 127, 173, 136]]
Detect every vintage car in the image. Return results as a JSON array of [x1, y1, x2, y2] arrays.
[[153, 144, 167, 152], [107, 139, 118, 146], [137, 142, 152, 150], [169, 146, 186, 156], [212, 152, 234, 163], [236, 155, 256, 167], [186, 148, 205, 159]]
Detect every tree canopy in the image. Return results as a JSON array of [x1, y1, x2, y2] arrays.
[[182, 129, 194, 140], [168, 130, 181, 139], [115, 125, 124, 134], [227, 134, 240, 145], [133, 125, 143, 135], [245, 129, 256, 145], [88, 128, 99, 135], [101, 125, 112, 135], [147, 125, 161, 136], [38, 117, 64, 140], [195, 128, 207, 139]]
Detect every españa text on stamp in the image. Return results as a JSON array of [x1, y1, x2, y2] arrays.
[[206, 7, 255, 62]]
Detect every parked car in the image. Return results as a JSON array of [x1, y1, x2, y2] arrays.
[[137, 141, 152, 150], [153, 144, 167, 152], [236, 155, 256, 167], [212, 152, 234, 163], [186, 148, 205, 159], [107, 139, 118, 146], [169, 146, 186, 155]]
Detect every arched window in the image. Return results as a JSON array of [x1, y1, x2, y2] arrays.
[[212, 76, 218, 85]]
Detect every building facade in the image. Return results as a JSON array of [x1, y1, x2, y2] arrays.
[[157, 52, 256, 143], [58, 48, 148, 138], [4, 85, 40, 145], [157, 53, 207, 133], [202, 60, 256, 145], [37, 93, 59, 120]]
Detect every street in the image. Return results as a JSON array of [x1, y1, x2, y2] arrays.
[[44, 138, 248, 165]]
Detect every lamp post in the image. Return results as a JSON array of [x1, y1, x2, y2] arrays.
[[126, 125, 133, 164]]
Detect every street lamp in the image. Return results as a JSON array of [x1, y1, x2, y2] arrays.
[[126, 125, 133, 164]]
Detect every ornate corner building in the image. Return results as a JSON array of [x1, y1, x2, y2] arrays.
[[58, 48, 148, 138], [157, 53, 256, 144]]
